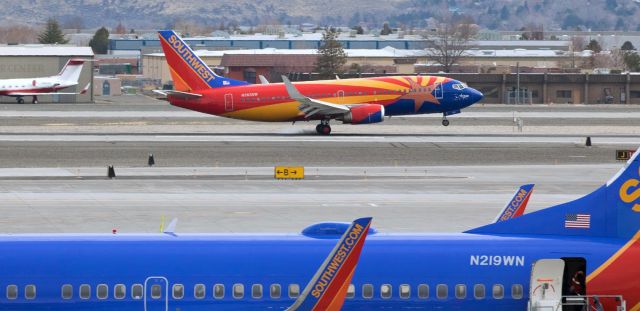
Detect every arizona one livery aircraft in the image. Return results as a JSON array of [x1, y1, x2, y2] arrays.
[[155, 30, 483, 134], [0, 149, 639, 310], [0, 59, 89, 104]]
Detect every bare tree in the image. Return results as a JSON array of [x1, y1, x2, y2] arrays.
[[571, 36, 585, 52], [62, 16, 84, 32], [0, 25, 38, 44], [114, 22, 126, 35], [425, 17, 477, 73]]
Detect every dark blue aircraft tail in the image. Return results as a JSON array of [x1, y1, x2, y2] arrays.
[[467, 147, 640, 239]]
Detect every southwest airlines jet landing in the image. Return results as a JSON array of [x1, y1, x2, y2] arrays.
[[1, 149, 640, 310], [155, 30, 483, 134]]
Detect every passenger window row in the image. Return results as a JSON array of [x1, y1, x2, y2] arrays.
[[354, 283, 524, 300], [4, 282, 524, 301]]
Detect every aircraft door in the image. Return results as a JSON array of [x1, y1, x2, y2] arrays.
[[337, 90, 345, 104], [434, 82, 443, 99], [529, 259, 564, 311], [224, 93, 234, 112], [144, 276, 168, 311]]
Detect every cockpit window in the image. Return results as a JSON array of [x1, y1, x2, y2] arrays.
[[452, 83, 467, 90]]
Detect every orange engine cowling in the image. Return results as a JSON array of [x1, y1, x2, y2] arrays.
[[341, 104, 385, 124]]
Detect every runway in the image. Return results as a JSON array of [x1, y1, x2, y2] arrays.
[[1, 99, 638, 233], [0, 164, 619, 233], [0, 138, 634, 167]]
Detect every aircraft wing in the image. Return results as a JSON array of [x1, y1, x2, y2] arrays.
[[153, 90, 202, 100], [287, 217, 372, 311], [494, 184, 534, 223], [281, 75, 349, 118]]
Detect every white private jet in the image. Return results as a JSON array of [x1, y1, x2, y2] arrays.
[[0, 59, 90, 104]]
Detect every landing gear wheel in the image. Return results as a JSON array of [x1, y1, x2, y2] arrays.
[[320, 125, 331, 135], [442, 119, 450, 126], [32, 99, 38, 104], [17, 98, 24, 104], [316, 124, 332, 135]]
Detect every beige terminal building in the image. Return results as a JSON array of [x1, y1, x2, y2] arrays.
[[0, 45, 94, 103]]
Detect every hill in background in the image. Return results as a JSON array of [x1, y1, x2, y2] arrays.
[[3, 0, 640, 31]]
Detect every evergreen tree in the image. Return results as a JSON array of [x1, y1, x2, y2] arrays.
[[586, 39, 602, 53], [621, 41, 636, 51], [38, 18, 69, 44], [89, 27, 109, 54], [624, 52, 640, 72], [500, 6, 510, 20], [314, 29, 347, 79], [380, 22, 392, 35]]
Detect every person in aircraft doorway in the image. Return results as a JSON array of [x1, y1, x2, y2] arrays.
[[569, 270, 586, 296]]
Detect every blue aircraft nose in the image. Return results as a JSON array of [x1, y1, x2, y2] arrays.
[[468, 87, 483, 103]]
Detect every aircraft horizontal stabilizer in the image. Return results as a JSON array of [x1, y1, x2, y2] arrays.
[[288, 217, 372, 311], [80, 83, 91, 95], [153, 90, 202, 100]]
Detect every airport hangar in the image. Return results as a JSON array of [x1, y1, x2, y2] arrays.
[[0, 45, 94, 103]]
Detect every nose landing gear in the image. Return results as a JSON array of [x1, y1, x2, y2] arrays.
[[32, 96, 38, 104], [316, 120, 332, 135], [442, 115, 450, 126]]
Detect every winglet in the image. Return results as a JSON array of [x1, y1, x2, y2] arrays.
[[494, 184, 535, 223], [80, 83, 91, 95], [288, 217, 373, 311], [259, 75, 270, 84], [281, 75, 306, 102], [163, 218, 178, 236]]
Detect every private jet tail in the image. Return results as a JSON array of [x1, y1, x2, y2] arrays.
[[55, 59, 86, 83]]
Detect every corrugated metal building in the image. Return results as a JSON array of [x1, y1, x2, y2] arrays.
[[0, 45, 94, 103]]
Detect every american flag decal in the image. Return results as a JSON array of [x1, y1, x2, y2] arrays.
[[565, 214, 591, 229]]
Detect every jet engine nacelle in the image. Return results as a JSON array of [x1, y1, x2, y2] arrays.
[[341, 104, 385, 124]]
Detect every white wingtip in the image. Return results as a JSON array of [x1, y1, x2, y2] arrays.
[[163, 218, 178, 234]]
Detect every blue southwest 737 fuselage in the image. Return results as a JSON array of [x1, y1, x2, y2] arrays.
[[3, 148, 640, 310], [0, 231, 634, 310]]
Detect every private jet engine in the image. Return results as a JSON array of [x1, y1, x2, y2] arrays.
[[340, 104, 385, 124]]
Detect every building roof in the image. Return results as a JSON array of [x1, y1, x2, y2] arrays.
[[146, 46, 424, 58], [0, 45, 93, 56], [470, 40, 571, 48], [144, 32, 425, 42], [146, 46, 570, 59], [220, 54, 318, 67]]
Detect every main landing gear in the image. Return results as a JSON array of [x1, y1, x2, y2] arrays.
[[15, 96, 38, 104], [442, 114, 450, 126], [316, 120, 332, 135]]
